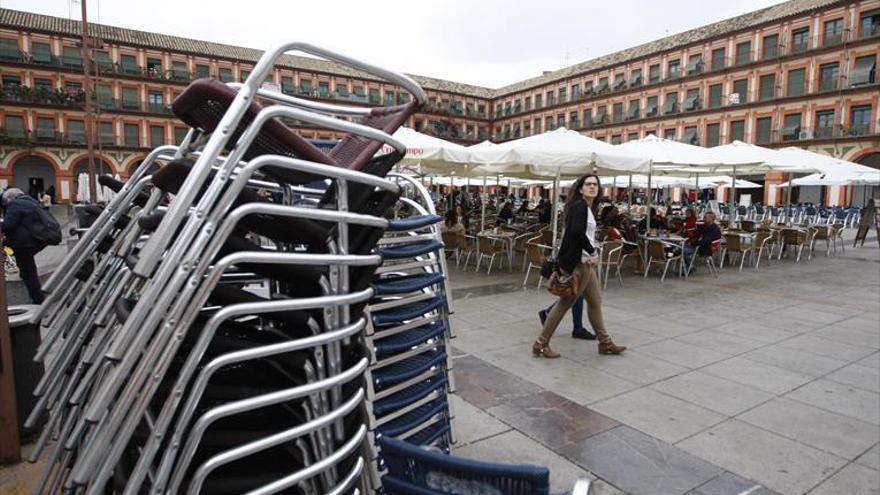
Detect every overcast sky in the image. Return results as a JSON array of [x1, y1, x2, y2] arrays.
[[5, 0, 787, 88]]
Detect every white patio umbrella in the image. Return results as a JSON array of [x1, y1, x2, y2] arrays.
[[768, 147, 878, 211], [470, 128, 651, 243], [379, 126, 477, 176], [618, 135, 759, 230], [470, 127, 650, 179]]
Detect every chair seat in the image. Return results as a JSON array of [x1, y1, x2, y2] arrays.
[[373, 350, 447, 390], [387, 215, 442, 232], [372, 376, 448, 417], [376, 398, 448, 438], [377, 240, 444, 259], [372, 273, 445, 295], [372, 296, 446, 326], [374, 322, 446, 358]]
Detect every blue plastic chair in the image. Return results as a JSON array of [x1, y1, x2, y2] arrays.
[[379, 436, 594, 494], [379, 435, 584, 495]]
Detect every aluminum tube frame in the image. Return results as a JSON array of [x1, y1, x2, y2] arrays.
[[243, 425, 367, 495], [165, 358, 369, 495], [187, 390, 365, 494]]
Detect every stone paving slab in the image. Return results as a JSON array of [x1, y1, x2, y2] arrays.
[[806, 463, 880, 495], [486, 389, 620, 449], [855, 443, 880, 471], [699, 356, 814, 394], [677, 420, 847, 495], [649, 371, 775, 416], [785, 379, 880, 426], [591, 388, 726, 444], [738, 398, 880, 460], [559, 425, 723, 495], [685, 471, 781, 495]]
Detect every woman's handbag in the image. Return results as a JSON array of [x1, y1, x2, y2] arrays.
[[546, 268, 579, 298]]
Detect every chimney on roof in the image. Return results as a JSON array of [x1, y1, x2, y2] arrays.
[[542, 71, 552, 75]]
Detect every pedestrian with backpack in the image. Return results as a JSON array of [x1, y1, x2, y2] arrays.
[[2, 187, 61, 303]]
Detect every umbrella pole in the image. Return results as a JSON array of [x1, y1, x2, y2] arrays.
[[481, 174, 488, 231], [695, 173, 700, 208], [450, 175, 454, 209], [628, 175, 633, 210], [730, 165, 737, 228], [551, 168, 561, 247], [646, 166, 652, 233]]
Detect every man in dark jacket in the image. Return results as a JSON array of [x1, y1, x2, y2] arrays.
[[684, 211, 722, 268], [2, 188, 46, 303]]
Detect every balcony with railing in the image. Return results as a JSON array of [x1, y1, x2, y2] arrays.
[[0, 84, 85, 106]]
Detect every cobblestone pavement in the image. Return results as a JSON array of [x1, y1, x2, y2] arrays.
[[447, 232, 879, 494]]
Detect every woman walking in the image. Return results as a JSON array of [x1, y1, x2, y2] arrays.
[[533, 174, 626, 358]]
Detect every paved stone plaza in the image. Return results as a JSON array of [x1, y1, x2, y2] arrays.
[[447, 234, 880, 495]]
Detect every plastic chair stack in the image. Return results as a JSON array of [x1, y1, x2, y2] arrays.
[[26, 41, 427, 495], [361, 177, 458, 487]]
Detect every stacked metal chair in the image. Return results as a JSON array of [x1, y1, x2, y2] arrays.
[[26, 41, 427, 494], [360, 176, 458, 488]]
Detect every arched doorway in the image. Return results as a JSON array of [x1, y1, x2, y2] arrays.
[[71, 156, 114, 202], [12, 154, 57, 200], [851, 152, 880, 207]]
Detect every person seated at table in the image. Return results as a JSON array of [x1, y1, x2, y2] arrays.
[[599, 205, 616, 225], [637, 207, 666, 234], [441, 206, 466, 235], [454, 204, 470, 231], [498, 201, 514, 224], [538, 201, 552, 224], [681, 207, 698, 241], [684, 211, 722, 269]]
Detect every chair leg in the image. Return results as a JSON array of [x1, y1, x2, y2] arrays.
[[537, 275, 543, 289], [719, 248, 727, 269], [487, 254, 495, 275], [616, 265, 624, 287], [603, 263, 611, 290], [522, 265, 532, 286], [643, 257, 652, 278], [739, 251, 747, 271], [475, 254, 482, 272], [660, 260, 671, 283]]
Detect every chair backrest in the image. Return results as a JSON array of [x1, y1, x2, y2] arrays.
[[526, 242, 546, 264], [477, 235, 494, 255], [455, 233, 472, 251], [379, 436, 550, 495], [647, 240, 666, 259], [602, 241, 623, 263], [441, 231, 458, 248], [754, 231, 771, 247], [723, 233, 743, 251], [783, 229, 806, 244], [539, 229, 553, 246]]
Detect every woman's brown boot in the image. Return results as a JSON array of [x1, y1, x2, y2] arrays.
[[532, 340, 561, 358], [598, 341, 627, 355]]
